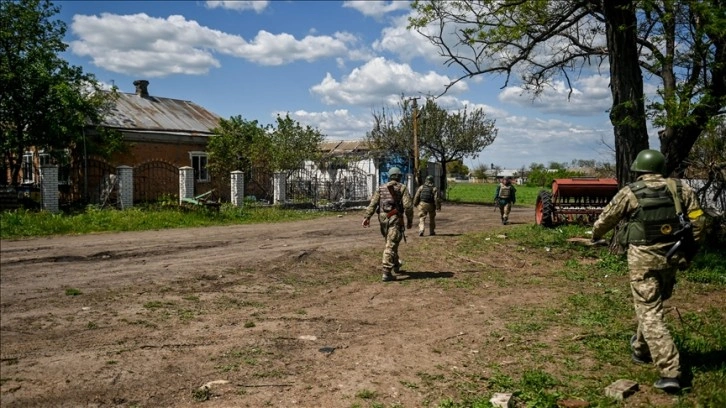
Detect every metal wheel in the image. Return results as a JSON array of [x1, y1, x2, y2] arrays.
[[535, 190, 555, 227]]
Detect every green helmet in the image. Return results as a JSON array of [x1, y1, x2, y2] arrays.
[[388, 167, 402, 180], [426, 175, 434, 183], [630, 149, 665, 174]]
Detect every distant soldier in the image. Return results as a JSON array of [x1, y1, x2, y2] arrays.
[[494, 176, 516, 225], [362, 167, 414, 282], [413, 175, 442, 236], [591, 149, 705, 392]]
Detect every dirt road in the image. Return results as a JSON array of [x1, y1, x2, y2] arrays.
[[1, 204, 537, 407]]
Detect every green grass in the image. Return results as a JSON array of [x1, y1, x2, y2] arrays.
[[446, 181, 543, 206], [430, 223, 726, 408], [0, 202, 335, 239]]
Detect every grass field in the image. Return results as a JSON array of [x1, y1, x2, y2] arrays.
[[446, 181, 543, 206]]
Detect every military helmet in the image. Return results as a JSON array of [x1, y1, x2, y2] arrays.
[[426, 175, 434, 183], [388, 167, 402, 180], [630, 149, 665, 174]]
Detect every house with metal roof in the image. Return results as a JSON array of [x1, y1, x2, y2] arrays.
[[80, 80, 222, 203]]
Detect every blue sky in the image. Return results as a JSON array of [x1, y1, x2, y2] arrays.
[[55, 0, 658, 171]]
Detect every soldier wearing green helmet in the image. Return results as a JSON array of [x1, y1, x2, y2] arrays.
[[591, 149, 705, 392], [362, 166, 414, 282], [413, 175, 442, 236]]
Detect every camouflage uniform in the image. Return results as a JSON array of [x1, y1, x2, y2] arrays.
[[494, 179, 516, 224], [592, 173, 704, 380], [413, 178, 442, 236], [363, 179, 414, 280]]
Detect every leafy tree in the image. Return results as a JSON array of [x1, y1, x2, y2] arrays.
[[446, 160, 470, 178], [686, 115, 726, 213], [409, 0, 725, 183], [268, 114, 325, 174], [207, 114, 324, 182], [207, 116, 270, 178], [419, 98, 496, 189], [1, 0, 120, 187], [367, 97, 496, 192]]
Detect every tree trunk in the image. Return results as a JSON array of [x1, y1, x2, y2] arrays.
[[603, 0, 650, 187]]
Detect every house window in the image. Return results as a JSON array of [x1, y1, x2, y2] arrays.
[[190, 152, 209, 182]]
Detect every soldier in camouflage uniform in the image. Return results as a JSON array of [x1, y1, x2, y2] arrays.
[[494, 176, 517, 225], [362, 167, 414, 282], [592, 149, 705, 392], [413, 175, 442, 236]]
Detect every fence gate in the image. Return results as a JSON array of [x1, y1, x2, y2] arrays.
[[285, 164, 371, 208], [84, 157, 116, 204], [246, 167, 274, 204], [134, 160, 178, 203]]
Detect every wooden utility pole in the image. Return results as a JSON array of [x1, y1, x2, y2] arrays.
[[411, 97, 420, 185]]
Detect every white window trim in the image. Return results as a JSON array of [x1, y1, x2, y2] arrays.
[[189, 151, 210, 182]]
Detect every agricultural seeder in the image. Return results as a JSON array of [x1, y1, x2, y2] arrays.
[[535, 178, 619, 227]]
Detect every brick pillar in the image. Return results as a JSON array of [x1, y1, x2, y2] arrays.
[[117, 165, 133, 209], [368, 174, 376, 197], [231, 170, 244, 207], [40, 164, 59, 213], [179, 166, 195, 204], [273, 172, 286, 204]]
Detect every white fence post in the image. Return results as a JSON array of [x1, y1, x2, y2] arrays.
[[179, 166, 194, 204], [231, 170, 244, 207], [117, 165, 133, 209], [40, 164, 59, 213], [273, 172, 286, 204]]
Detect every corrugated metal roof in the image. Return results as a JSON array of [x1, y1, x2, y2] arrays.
[[101, 92, 221, 134], [320, 140, 371, 155]]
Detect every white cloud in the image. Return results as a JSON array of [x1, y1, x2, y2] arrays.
[[70, 13, 361, 77], [498, 76, 611, 117], [342, 1, 411, 19], [205, 1, 269, 13], [310, 57, 466, 106]]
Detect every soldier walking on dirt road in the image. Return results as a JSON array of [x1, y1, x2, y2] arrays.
[[413, 175, 442, 236], [591, 149, 705, 393], [362, 167, 414, 282], [494, 176, 516, 225]]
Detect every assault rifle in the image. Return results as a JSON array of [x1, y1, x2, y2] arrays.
[[665, 213, 697, 261], [664, 179, 698, 262]]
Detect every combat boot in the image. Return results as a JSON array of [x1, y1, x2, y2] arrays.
[[393, 260, 403, 274], [382, 269, 394, 282], [653, 377, 680, 392], [419, 230, 424, 236]]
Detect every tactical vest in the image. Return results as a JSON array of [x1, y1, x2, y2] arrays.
[[420, 184, 435, 203], [498, 184, 512, 199], [623, 180, 682, 245], [379, 182, 401, 213]]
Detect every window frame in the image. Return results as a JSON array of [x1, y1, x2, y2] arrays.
[[189, 151, 210, 182]]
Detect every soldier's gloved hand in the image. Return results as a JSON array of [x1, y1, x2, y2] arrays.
[[362, 217, 370, 228]]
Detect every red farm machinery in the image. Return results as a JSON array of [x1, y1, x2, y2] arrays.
[[535, 178, 619, 227]]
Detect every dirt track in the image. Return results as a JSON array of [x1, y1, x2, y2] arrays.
[[0, 204, 566, 408]]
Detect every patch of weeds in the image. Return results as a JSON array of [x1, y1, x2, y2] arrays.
[[244, 321, 256, 328], [400, 380, 418, 389], [252, 369, 284, 379], [486, 372, 515, 391], [143, 300, 169, 309], [295, 309, 307, 315], [106, 360, 118, 365], [417, 371, 446, 387], [177, 309, 197, 321], [65, 288, 82, 296], [191, 386, 210, 402], [355, 389, 377, 399], [684, 249, 726, 286], [86, 321, 98, 329], [594, 251, 627, 276], [505, 321, 543, 334], [213, 347, 265, 373], [182, 295, 199, 302]]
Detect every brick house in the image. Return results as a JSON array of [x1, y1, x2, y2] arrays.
[[82, 80, 222, 203]]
